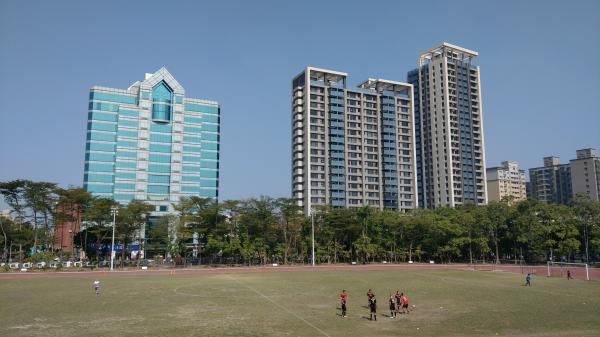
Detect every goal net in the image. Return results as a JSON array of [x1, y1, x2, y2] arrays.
[[547, 261, 589, 280], [471, 260, 497, 272], [472, 259, 539, 275]]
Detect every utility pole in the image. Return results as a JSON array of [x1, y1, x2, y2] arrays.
[[110, 207, 118, 271], [311, 208, 315, 267]]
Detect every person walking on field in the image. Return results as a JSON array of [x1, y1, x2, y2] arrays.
[[388, 294, 397, 318], [340, 290, 348, 317], [567, 270, 572, 280], [525, 273, 532, 286], [93, 280, 100, 295], [369, 296, 377, 321], [400, 293, 409, 314]]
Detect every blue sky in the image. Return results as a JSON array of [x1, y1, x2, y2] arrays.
[[0, 0, 599, 202]]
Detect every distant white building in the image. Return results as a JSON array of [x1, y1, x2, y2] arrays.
[[486, 161, 526, 202], [570, 148, 600, 201]]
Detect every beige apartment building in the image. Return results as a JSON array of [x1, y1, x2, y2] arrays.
[[291, 67, 418, 215], [570, 148, 600, 201], [486, 160, 526, 202], [407, 43, 488, 208]]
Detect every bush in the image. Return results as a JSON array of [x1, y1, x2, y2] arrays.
[[27, 252, 57, 263]]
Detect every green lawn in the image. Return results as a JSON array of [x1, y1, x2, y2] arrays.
[[1, 268, 599, 337]]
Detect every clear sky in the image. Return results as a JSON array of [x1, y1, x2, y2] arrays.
[[0, 0, 599, 202]]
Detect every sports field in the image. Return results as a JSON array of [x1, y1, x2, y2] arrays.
[[1, 266, 599, 337]]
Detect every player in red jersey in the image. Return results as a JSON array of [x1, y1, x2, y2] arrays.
[[339, 290, 348, 317], [400, 293, 409, 314], [394, 290, 402, 315], [366, 289, 375, 307]]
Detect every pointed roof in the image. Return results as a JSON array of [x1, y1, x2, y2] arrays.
[[139, 67, 185, 95]]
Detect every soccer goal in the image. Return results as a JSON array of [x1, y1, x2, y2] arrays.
[[547, 261, 589, 281], [471, 260, 496, 272]]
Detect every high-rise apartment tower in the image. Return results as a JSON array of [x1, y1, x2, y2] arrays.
[[292, 67, 418, 215], [408, 43, 487, 208]]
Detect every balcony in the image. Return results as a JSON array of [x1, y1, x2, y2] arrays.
[[311, 80, 345, 89]]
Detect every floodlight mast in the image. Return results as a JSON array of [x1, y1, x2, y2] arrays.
[[110, 207, 118, 271], [311, 208, 315, 267]]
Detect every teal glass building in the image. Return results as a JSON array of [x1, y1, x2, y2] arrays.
[[84, 68, 220, 214]]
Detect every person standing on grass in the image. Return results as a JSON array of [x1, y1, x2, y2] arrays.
[[388, 294, 396, 318], [340, 290, 348, 317], [394, 290, 402, 315], [567, 270, 572, 280], [525, 273, 532, 286], [93, 280, 100, 295], [369, 297, 377, 321], [400, 293, 409, 314], [367, 289, 375, 307]]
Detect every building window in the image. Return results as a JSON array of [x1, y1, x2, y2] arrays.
[[152, 81, 173, 122]]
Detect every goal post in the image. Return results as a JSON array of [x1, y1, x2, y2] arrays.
[[471, 260, 496, 272], [547, 261, 589, 281]]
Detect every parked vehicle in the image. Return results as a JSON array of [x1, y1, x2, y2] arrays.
[[139, 259, 155, 267]]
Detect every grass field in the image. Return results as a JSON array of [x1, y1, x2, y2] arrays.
[[1, 267, 599, 337]]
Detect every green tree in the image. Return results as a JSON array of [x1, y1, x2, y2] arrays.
[[275, 198, 304, 264], [82, 197, 118, 262], [55, 187, 92, 256], [572, 194, 600, 263], [483, 201, 510, 263], [0, 180, 29, 261], [0, 215, 17, 262], [22, 181, 57, 251], [238, 197, 279, 263], [174, 196, 215, 259], [116, 200, 154, 267], [145, 215, 171, 259]]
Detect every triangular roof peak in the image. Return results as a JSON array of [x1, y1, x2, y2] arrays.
[[140, 67, 185, 95]]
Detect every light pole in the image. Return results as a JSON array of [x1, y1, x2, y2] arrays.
[[311, 208, 315, 267], [110, 206, 118, 271]]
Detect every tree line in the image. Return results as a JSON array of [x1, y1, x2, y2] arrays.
[[1, 179, 599, 266]]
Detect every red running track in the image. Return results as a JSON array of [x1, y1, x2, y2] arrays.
[[0, 263, 597, 280]]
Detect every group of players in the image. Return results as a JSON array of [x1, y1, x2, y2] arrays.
[[339, 289, 410, 320]]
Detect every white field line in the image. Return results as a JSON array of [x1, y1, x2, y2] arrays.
[[173, 285, 205, 297], [225, 274, 331, 337]]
